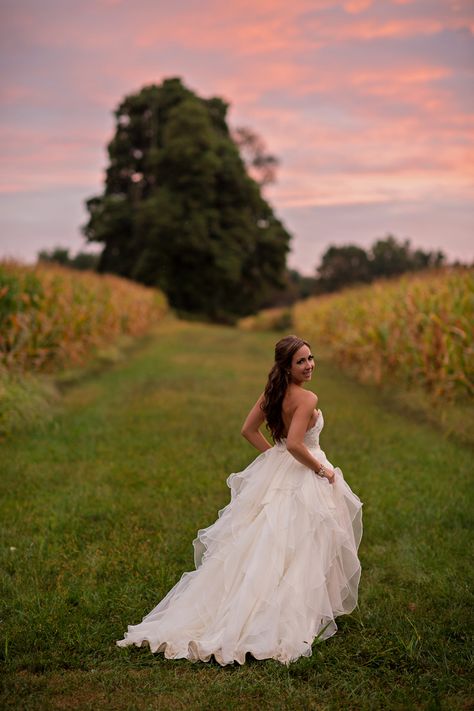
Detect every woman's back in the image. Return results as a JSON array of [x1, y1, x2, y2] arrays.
[[281, 385, 318, 438]]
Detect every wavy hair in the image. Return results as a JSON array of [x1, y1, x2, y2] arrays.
[[261, 335, 311, 442]]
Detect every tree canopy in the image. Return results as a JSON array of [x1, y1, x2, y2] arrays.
[[83, 77, 291, 322], [315, 235, 445, 293]]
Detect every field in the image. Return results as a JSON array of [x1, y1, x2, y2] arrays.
[[0, 260, 168, 436], [1, 322, 472, 710], [0, 260, 167, 373], [293, 267, 473, 401]]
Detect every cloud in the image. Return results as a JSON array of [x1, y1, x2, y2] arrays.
[[0, 0, 472, 265]]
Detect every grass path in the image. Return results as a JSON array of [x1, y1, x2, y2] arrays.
[[1, 322, 472, 710]]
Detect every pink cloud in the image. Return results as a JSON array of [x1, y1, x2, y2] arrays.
[[343, 0, 374, 14], [1, 0, 473, 216], [0, 126, 107, 194]]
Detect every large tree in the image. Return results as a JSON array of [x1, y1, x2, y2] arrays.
[[83, 77, 291, 321]]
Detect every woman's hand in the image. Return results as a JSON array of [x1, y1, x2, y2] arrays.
[[315, 465, 335, 484]]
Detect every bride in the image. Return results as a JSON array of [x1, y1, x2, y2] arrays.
[[117, 335, 363, 665]]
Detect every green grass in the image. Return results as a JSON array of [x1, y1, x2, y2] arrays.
[[1, 321, 472, 710]]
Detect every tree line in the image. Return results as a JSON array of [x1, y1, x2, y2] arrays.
[[261, 235, 448, 308], [38, 234, 451, 310]]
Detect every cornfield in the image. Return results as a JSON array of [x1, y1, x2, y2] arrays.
[[293, 268, 474, 400], [239, 307, 292, 332], [0, 260, 168, 373]]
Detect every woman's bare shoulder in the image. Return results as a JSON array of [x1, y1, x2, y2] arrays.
[[290, 387, 318, 408], [297, 388, 318, 404]]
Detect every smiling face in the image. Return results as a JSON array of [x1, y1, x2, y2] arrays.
[[289, 344, 315, 385]]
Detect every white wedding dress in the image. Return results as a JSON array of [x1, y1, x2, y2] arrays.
[[117, 409, 363, 666]]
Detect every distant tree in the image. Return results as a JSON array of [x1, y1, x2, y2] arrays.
[[369, 235, 411, 277], [38, 247, 71, 266], [315, 245, 372, 293], [369, 235, 445, 277], [412, 247, 445, 270], [231, 126, 279, 186], [38, 247, 99, 271], [70, 252, 100, 271], [452, 258, 473, 268], [288, 270, 318, 301], [83, 77, 291, 322], [314, 236, 447, 294], [260, 269, 317, 308]]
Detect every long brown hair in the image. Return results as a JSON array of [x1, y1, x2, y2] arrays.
[[261, 335, 311, 442]]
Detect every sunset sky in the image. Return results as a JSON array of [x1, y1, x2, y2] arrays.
[[1, 0, 473, 273]]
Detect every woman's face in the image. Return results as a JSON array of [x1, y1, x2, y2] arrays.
[[289, 344, 315, 384]]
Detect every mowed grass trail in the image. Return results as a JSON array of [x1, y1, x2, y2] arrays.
[[1, 322, 472, 710]]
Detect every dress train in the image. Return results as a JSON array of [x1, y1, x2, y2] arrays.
[[117, 410, 363, 665]]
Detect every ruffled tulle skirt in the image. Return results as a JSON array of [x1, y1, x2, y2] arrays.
[[117, 443, 363, 666]]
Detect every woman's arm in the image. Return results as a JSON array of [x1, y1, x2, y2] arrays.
[[286, 393, 335, 484], [241, 394, 272, 453]]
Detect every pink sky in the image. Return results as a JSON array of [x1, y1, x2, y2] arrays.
[[1, 0, 473, 272]]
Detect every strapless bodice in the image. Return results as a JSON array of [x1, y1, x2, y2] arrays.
[[276, 409, 324, 451], [304, 409, 324, 448]]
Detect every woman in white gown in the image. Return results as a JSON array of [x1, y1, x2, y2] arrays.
[[117, 335, 363, 666]]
